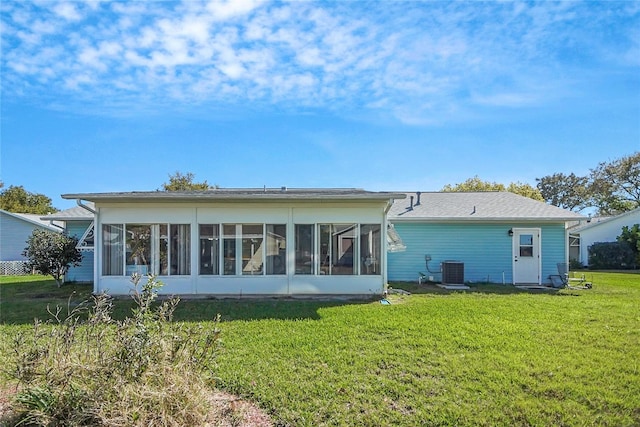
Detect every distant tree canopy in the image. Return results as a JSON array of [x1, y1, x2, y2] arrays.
[[589, 152, 640, 215], [536, 173, 590, 212], [0, 185, 58, 214], [160, 172, 217, 191], [536, 152, 640, 215], [441, 176, 544, 201]]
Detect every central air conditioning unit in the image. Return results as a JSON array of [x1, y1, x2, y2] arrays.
[[442, 261, 464, 285]]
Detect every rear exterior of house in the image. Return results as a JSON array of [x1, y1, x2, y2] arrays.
[[63, 189, 404, 296], [387, 192, 584, 285]]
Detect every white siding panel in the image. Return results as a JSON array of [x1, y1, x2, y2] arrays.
[[579, 211, 640, 265]]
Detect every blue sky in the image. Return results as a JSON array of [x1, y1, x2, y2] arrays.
[[1, 1, 639, 210]]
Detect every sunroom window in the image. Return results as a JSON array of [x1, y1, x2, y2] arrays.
[[102, 223, 190, 277], [360, 224, 381, 275], [319, 224, 357, 275], [295, 224, 314, 275]]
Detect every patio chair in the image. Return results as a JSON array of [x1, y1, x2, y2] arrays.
[[550, 263, 592, 289]]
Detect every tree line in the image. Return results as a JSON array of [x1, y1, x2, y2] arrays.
[[443, 152, 639, 215]]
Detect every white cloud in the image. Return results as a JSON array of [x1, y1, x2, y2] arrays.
[[1, 1, 638, 123], [206, 0, 264, 21], [53, 2, 82, 21]]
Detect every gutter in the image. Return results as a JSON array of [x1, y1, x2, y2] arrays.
[[76, 199, 96, 214], [48, 221, 65, 231]]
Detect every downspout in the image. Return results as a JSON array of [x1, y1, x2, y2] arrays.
[[48, 221, 65, 231], [76, 199, 96, 214], [382, 199, 394, 294]]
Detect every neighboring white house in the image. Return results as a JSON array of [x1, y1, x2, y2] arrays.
[[0, 209, 62, 273], [574, 207, 640, 266], [61, 189, 405, 296]]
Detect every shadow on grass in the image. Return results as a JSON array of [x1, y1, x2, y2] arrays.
[[389, 281, 564, 295], [171, 298, 372, 323], [0, 278, 373, 324]]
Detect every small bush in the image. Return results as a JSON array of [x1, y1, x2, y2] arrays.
[[569, 258, 584, 270], [5, 275, 221, 426], [588, 241, 636, 269]]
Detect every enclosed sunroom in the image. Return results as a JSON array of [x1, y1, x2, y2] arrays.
[[62, 188, 404, 296]]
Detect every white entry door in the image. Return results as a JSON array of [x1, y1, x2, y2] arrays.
[[512, 228, 541, 284]]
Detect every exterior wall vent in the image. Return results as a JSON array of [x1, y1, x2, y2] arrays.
[[442, 261, 464, 285]]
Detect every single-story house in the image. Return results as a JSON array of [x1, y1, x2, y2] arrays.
[[61, 189, 405, 296], [572, 207, 640, 267], [387, 192, 584, 285], [41, 203, 95, 282], [0, 209, 62, 273]]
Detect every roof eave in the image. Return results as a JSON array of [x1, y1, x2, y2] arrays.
[[62, 192, 406, 203], [390, 216, 583, 222]]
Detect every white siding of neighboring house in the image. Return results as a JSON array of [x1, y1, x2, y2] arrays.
[[579, 209, 640, 266], [94, 201, 389, 296], [0, 212, 59, 261]]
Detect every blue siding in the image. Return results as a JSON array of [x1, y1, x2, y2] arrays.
[[65, 221, 94, 283], [0, 212, 51, 261], [388, 222, 567, 285]]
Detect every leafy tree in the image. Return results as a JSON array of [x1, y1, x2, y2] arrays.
[[618, 224, 640, 266], [23, 230, 83, 287], [590, 152, 640, 215], [442, 176, 544, 201], [505, 182, 544, 202], [160, 172, 217, 191], [535, 173, 590, 211], [442, 176, 506, 192], [0, 185, 58, 214]]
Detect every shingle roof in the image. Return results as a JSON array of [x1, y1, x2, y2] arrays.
[[62, 188, 405, 203], [571, 207, 640, 233], [388, 192, 584, 221], [1, 209, 63, 231], [41, 203, 94, 221]]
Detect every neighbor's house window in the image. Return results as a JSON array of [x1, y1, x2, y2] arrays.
[[102, 224, 190, 276]]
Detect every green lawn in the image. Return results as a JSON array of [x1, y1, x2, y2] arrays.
[[1, 272, 639, 426]]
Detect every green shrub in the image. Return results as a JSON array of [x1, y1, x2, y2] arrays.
[[6, 275, 221, 426], [588, 241, 636, 269], [569, 258, 584, 270], [618, 224, 640, 266]]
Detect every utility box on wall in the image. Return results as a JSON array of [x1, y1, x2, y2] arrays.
[[442, 261, 464, 285]]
